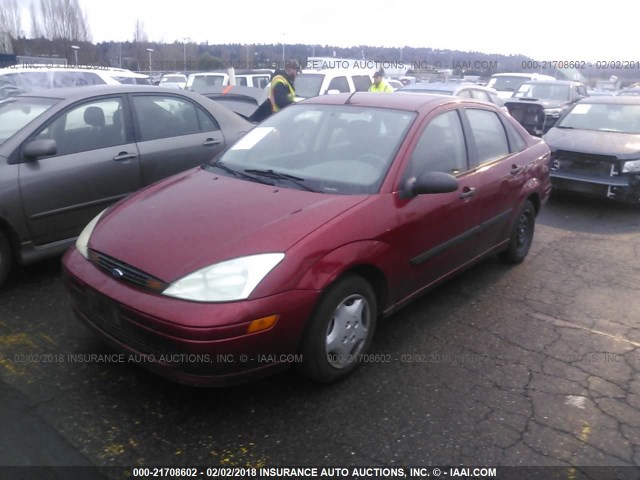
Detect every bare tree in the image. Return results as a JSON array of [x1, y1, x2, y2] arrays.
[[133, 19, 147, 43], [0, 0, 22, 39], [29, 1, 40, 37], [32, 0, 91, 41]]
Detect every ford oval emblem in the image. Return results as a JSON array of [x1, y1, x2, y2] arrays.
[[111, 268, 124, 279]]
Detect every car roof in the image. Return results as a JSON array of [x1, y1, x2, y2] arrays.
[[0, 66, 148, 78], [520, 80, 582, 86], [300, 69, 372, 75], [12, 85, 199, 100], [300, 91, 458, 111], [579, 95, 640, 105], [490, 72, 554, 78]]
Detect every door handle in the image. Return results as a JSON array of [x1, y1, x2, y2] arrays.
[[510, 165, 523, 175], [202, 139, 221, 146], [113, 152, 137, 161], [459, 187, 476, 199]]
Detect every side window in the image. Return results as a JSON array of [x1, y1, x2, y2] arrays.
[[408, 110, 468, 176], [254, 76, 270, 88], [352, 75, 372, 92], [471, 90, 490, 102], [196, 107, 220, 132], [578, 86, 587, 96], [457, 89, 472, 98], [502, 118, 527, 152], [236, 77, 248, 86], [133, 95, 206, 141], [35, 97, 126, 156], [327, 76, 349, 93], [466, 109, 510, 165]]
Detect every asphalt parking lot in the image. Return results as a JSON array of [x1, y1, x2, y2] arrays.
[[1, 192, 639, 478]]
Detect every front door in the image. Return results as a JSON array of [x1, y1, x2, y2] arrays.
[[19, 95, 141, 245]]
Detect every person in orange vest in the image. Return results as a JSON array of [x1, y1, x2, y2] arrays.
[[369, 69, 393, 93], [269, 59, 300, 113]]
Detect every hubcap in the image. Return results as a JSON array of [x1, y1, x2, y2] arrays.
[[516, 212, 530, 248], [325, 294, 370, 369]]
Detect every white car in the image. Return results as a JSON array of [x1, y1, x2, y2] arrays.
[[159, 73, 187, 89], [185, 71, 272, 91], [294, 69, 373, 100], [487, 72, 556, 99], [0, 66, 151, 99]]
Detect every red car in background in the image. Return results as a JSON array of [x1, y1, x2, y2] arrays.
[[63, 93, 551, 386]]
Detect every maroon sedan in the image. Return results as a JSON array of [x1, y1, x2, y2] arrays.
[[63, 93, 551, 386]]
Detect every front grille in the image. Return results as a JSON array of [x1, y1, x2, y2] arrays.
[[88, 249, 168, 292], [551, 150, 617, 178]]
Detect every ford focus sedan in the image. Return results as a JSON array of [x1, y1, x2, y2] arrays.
[[63, 93, 552, 386]]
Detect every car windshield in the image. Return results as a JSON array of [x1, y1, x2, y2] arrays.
[[294, 74, 324, 98], [514, 83, 570, 101], [556, 103, 640, 134], [0, 96, 59, 144], [207, 104, 416, 194], [487, 76, 530, 92]]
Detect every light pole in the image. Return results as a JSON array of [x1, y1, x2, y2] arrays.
[[182, 37, 190, 73], [281, 33, 286, 63], [71, 45, 79, 66], [146, 48, 154, 75]]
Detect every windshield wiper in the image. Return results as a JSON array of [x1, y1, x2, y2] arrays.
[[244, 169, 318, 192], [210, 162, 275, 186], [555, 125, 574, 129]]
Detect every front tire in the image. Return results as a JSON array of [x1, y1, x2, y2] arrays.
[[0, 231, 12, 288], [499, 200, 536, 264], [298, 275, 378, 384]]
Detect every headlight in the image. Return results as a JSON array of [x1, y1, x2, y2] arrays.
[[163, 253, 285, 302], [622, 159, 640, 173], [75, 209, 108, 259], [544, 108, 564, 117]]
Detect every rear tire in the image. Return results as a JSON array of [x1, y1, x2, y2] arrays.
[[297, 275, 377, 384], [498, 200, 535, 264], [0, 231, 12, 288]]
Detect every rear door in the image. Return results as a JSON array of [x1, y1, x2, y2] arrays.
[[460, 106, 529, 255], [19, 95, 141, 245], [130, 93, 226, 185]]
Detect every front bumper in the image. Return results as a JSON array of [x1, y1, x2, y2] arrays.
[[63, 247, 321, 386], [550, 154, 640, 203]]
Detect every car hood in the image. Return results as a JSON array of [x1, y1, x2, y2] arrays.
[[89, 168, 367, 282], [544, 128, 640, 160]]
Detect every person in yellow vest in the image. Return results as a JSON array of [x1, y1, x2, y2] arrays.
[[369, 69, 393, 93], [269, 59, 299, 113]]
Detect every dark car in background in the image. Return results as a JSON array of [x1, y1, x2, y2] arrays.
[[504, 80, 588, 136], [193, 85, 271, 122], [543, 96, 640, 203], [0, 85, 252, 286], [63, 92, 551, 386]]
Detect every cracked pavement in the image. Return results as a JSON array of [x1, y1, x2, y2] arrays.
[[0, 192, 639, 477]]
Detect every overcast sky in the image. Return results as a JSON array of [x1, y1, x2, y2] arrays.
[[15, 0, 634, 61]]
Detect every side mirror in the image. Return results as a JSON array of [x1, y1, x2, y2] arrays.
[[23, 139, 57, 160], [402, 172, 459, 198], [326, 89, 340, 95]]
